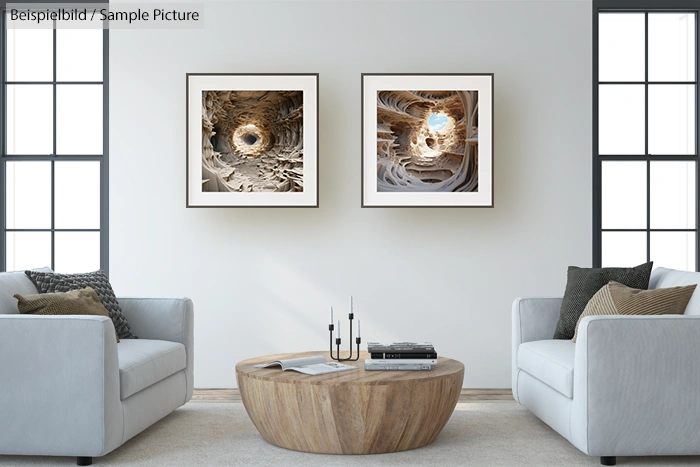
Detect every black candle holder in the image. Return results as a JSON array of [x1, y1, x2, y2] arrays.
[[329, 312, 361, 362]]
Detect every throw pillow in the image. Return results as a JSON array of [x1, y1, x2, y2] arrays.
[[571, 280, 696, 342], [553, 261, 653, 340], [15, 287, 120, 343], [24, 270, 136, 340]]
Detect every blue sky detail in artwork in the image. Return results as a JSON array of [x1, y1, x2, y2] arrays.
[[428, 113, 448, 131]]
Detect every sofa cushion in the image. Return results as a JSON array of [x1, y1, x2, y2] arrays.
[[650, 267, 700, 315], [518, 340, 575, 398], [553, 262, 653, 340], [572, 281, 696, 342], [0, 268, 52, 314], [118, 339, 186, 400], [15, 287, 120, 343], [26, 270, 136, 340]]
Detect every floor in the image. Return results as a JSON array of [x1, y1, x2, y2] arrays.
[[2, 402, 699, 466]]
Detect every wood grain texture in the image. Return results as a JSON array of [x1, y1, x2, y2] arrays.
[[191, 388, 513, 403], [235, 351, 464, 454]]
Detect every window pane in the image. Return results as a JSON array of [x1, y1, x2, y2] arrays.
[[599, 85, 645, 155], [651, 232, 695, 271], [602, 232, 647, 267], [57, 29, 103, 82], [6, 85, 53, 155], [650, 161, 695, 229], [649, 13, 696, 82], [6, 232, 51, 271], [55, 162, 100, 229], [6, 27, 53, 81], [598, 13, 645, 82], [602, 161, 647, 229], [54, 232, 100, 274], [6, 161, 52, 229], [56, 85, 103, 155], [648, 85, 695, 155]]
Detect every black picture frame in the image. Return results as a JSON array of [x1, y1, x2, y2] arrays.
[[361, 73, 494, 208]]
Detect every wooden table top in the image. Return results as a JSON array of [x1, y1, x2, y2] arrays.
[[236, 350, 464, 385]]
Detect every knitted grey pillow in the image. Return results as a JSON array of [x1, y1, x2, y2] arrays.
[[25, 270, 136, 340], [552, 262, 653, 340]]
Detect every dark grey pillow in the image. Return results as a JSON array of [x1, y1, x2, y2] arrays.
[[553, 262, 653, 340], [25, 270, 136, 340]]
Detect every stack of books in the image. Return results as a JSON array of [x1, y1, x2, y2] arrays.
[[365, 342, 437, 371]]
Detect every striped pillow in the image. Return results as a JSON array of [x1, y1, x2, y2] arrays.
[[572, 280, 697, 342]]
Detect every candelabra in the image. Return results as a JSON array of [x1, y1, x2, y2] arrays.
[[328, 300, 361, 362]]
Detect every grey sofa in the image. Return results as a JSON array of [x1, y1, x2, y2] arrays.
[[0, 269, 194, 465], [512, 267, 700, 465]]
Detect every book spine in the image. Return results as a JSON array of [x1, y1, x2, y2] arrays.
[[370, 352, 438, 359], [369, 359, 437, 365], [364, 363, 432, 371]]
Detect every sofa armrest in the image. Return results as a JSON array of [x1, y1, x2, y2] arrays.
[[511, 297, 562, 402], [118, 297, 194, 401], [512, 297, 562, 344], [571, 315, 700, 456], [0, 315, 122, 457]]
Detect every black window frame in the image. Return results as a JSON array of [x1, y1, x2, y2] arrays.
[[593, 0, 700, 269], [0, 0, 109, 275]]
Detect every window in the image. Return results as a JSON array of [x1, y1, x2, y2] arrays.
[[594, 1, 699, 270], [1, 9, 108, 274]]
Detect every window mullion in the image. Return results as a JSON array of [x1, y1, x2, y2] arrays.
[[645, 12, 651, 263], [5, 81, 103, 85], [51, 22, 56, 270], [593, 5, 601, 267], [101, 27, 108, 276], [2, 154, 104, 160], [696, 12, 700, 270], [50, 160, 55, 270], [599, 81, 697, 84], [1, 11, 5, 270]]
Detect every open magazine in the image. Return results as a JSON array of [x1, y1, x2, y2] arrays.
[[254, 355, 356, 376]]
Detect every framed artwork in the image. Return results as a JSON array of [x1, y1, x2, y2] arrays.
[[362, 73, 493, 207], [187, 73, 318, 207]]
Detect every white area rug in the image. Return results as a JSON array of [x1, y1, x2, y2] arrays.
[[1, 403, 699, 466]]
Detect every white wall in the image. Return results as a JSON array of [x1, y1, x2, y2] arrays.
[[110, 0, 592, 388]]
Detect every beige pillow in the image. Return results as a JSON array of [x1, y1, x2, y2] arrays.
[[14, 287, 119, 343], [572, 280, 697, 342]]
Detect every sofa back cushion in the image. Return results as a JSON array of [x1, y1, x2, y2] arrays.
[[0, 268, 52, 314], [650, 267, 700, 315]]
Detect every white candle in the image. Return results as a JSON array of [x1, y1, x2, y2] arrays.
[[329, 306, 333, 325], [350, 295, 353, 315], [357, 319, 361, 338], [336, 319, 340, 339]]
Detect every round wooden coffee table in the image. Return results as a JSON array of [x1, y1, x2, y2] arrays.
[[236, 351, 464, 454]]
